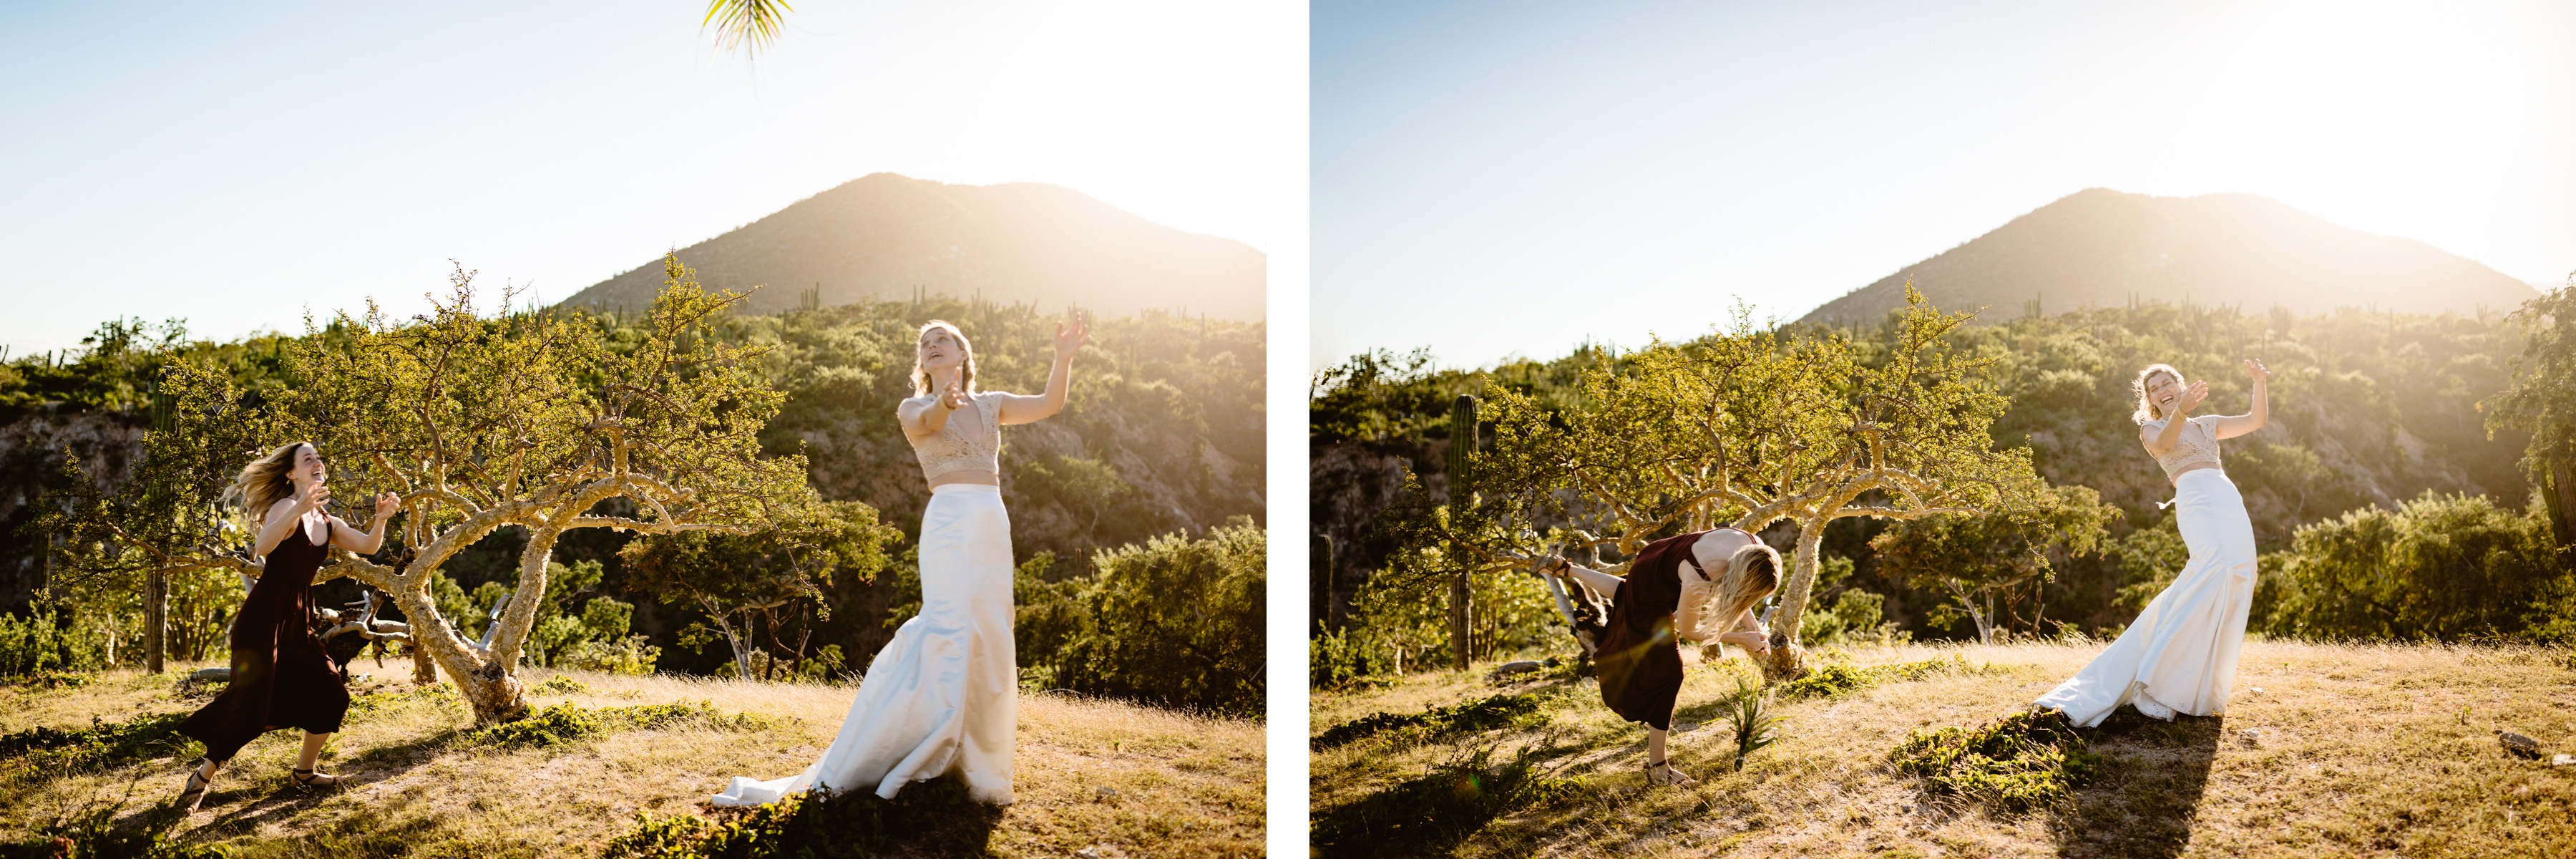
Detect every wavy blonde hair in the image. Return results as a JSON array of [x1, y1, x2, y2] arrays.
[[222, 441, 311, 528], [2130, 363, 2183, 424], [909, 320, 979, 397]]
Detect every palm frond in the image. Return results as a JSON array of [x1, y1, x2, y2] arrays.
[[703, 0, 794, 57]]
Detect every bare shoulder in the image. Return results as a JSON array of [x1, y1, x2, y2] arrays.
[[265, 498, 299, 523], [1694, 528, 1757, 561]]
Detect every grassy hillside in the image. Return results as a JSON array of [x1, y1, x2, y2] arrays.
[[1797, 188, 2537, 327], [3, 666, 1262, 858], [1311, 641, 2576, 858]]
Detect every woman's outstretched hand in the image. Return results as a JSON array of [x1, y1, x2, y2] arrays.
[[2178, 379, 2210, 414], [1053, 311, 1091, 361], [940, 381, 970, 412], [2244, 358, 2270, 384], [372, 492, 401, 520], [294, 482, 332, 515]]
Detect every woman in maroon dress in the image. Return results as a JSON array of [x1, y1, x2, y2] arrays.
[[176, 441, 396, 812]]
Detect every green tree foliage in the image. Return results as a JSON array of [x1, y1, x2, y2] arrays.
[[1868, 485, 2121, 643], [1317, 293, 2545, 649], [1016, 518, 1264, 717], [2480, 274, 2576, 553], [39, 256, 815, 722], [619, 500, 899, 681], [2256, 491, 2564, 641], [1397, 287, 2050, 676]]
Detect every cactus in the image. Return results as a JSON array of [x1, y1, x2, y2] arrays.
[[1448, 394, 1478, 670]]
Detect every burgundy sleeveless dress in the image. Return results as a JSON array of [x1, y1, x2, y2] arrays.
[[177, 518, 351, 762], [1595, 530, 1707, 732]]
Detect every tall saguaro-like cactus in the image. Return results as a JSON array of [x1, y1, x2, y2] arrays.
[[1447, 394, 1479, 671]]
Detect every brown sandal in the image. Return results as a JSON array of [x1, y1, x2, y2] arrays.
[[1644, 759, 1699, 787], [291, 767, 341, 788]]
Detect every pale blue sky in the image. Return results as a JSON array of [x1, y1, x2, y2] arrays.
[[2, 1, 1304, 356], [1314, 0, 2576, 371]]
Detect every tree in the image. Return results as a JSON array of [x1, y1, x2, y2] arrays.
[[1868, 484, 2118, 643], [42, 256, 814, 723], [2482, 272, 2576, 557], [1417, 286, 2051, 678], [619, 500, 899, 681]]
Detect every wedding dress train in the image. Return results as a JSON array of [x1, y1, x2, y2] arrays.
[[2034, 468, 2258, 727], [711, 483, 1018, 805]]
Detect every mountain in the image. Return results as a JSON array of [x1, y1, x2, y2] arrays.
[[557, 173, 1264, 319], [1797, 188, 2537, 326]]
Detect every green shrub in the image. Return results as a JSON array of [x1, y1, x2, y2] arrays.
[[1015, 519, 1264, 717], [1888, 708, 2097, 814], [602, 778, 999, 859], [0, 711, 195, 774], [1313, 691, 1547, 749], [2259, 491, 2567, 641], [464, 700, 767, 749], [532, 674, 590, 695], [1720, 676, 1783, 770], [1771, 654, 1984, 702]]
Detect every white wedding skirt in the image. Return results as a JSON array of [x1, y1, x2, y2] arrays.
[[2035, 468, 2258, 727], [711, 483, 1018, 805]]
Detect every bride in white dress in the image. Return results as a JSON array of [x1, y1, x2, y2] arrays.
[[713, 313, 1090, 807], [2034, 358, 2270, 727]]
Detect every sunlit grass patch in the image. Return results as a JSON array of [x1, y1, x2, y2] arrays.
[[1312, 691, 1551, 749], [1888, 707, 2097, 813]]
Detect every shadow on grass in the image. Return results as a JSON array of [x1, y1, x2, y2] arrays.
[[2048, 709, 2223, 859], [1309, 743, 1576, 858], [604, 777, 1005, 858]]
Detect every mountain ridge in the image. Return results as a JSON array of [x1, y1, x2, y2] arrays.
[[1796, 188, 2536, 326], [557, 173, 1265, 320]]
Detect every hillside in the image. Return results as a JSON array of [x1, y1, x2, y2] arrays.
[[3, 665, 1263, 857], [557, 173, 1265, 321], [1797, 189, 2537, 326], [1311, 641, 2576, 858]]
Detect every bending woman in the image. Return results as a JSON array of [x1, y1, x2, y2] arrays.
[[713, 312, 1088, 807], [2035, 359, 2270, 727], [177, 442, 398, 812], [1541, 527, 1781, 787]]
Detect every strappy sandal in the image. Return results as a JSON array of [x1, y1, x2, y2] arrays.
[[1644, 759, 1699, 787], [291, 767, 341, 788], [177, 758, 213, 812]]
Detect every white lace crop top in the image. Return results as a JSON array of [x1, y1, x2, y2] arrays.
[[908, 392, 1002, 480], [2140, 414, 2223, 482]]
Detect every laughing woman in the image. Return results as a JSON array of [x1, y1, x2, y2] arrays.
[[177, 442, 399, 812], [1541, 528, 1782, 787], [713, 311, 1090, 807], [2035, 359, 2270, 727]]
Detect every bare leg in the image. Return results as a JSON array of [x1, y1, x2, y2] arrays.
[[1563, 564, 1626, 601], [292, 733, 339, 786], [1644, 727, 1698, 786], [1646, 727, 1667, 765]]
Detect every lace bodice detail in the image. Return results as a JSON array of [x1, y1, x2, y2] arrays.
[[908, 392, 1002, 481], [2141, 414, 2223, 482]]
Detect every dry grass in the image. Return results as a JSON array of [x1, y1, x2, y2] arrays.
[[2, 661, 1263, 858], [1310, 638, 2576, 858]]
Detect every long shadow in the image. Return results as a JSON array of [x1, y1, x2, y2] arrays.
[[2049, 709, 2224, 859], [109, 725, 468, 844]]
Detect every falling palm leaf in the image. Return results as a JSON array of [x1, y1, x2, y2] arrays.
[[703, 0, 794, 57], [1727, 675, 1785, 770]]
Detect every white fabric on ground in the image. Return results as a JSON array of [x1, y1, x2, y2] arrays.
[[711, 483, 1018, 805], [2034, 468, 2257, 727]]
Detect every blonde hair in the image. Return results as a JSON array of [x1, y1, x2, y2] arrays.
[[2130, 363, 2183, 424], [1714, 543, 1783, 622], [910, 320, 979, 397], [223, 441, 311, 528]]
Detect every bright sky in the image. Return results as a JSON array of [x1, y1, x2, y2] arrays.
[[1314, 0, 2576, 372], [1, 0, 1304, 357]]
